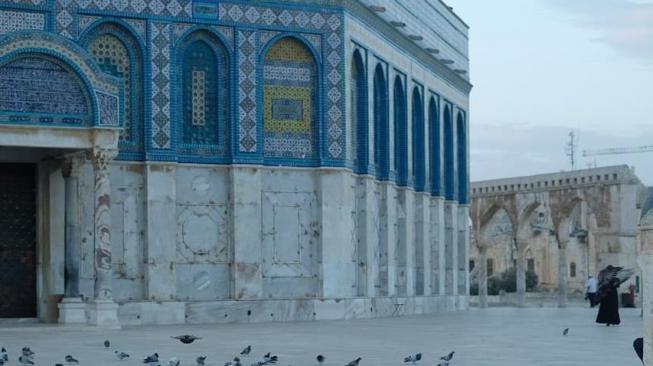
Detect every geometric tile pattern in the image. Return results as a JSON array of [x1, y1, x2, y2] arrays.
[[263, 38, 316, 159], [220, 3, 345, 160], [78, 0, 192, 17], [238, 30, 257, 153], [150, 22, 171, 149], [0, 10, 45, 35], [81, 21, 145, 154], [79, 15, 146, 42], [0, 57, 91, 125]]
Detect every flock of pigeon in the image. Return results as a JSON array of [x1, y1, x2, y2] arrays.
[[0, 335, 455, 366]]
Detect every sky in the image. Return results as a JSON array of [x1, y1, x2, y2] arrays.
[[444, 0, 653, 185]]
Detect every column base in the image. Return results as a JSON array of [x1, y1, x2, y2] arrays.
[[58, 297, 86, 325], [86, 299, 120, 328]]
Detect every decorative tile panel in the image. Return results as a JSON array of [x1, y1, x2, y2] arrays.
[[238, 30, 257, 153], [150, 22, 171, 149], [0, 10, 45, 35], [0, 57, 91, 125], [223, 4, 345, 160], [96, 90, 119, 126], [263, 37, 316, 160]]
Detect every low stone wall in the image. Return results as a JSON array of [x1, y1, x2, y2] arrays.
[[117, 295, 468, 326], [469, 293, 587, 308]]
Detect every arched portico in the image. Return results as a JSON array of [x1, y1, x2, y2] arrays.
[[0, 31, 122, 326]]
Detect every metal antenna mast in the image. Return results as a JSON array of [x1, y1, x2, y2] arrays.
[[565, 131, 578, 170]]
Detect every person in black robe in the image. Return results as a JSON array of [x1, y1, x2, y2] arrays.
[[596, 277, 620, 326], [633, 337, 643, 364]]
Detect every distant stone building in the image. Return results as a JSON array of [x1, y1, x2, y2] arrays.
[[0, 0, 471, 326], [470, 166, 646, 307]]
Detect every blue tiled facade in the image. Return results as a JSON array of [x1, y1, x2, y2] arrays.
[[0, 0, 470, 202]]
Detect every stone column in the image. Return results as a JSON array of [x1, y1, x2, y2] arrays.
[[515, 240, 527, 307], [87, 148, 120, 327], [638, 251, 653, 365], [58, 154, 85, 325], [557, 238, 569, 308], [478, 245, 488, 308]]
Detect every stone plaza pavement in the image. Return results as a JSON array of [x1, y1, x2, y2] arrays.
[[0, 307, 643, 365]]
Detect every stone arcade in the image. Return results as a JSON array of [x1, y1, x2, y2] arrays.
[[470, 166, 645, 308], [0, 0, 471, 326]]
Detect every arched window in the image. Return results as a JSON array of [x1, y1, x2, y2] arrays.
[[84, 23, 144, 154], [373, 64, 389, 179], [412, 87, 425, 191], [263, 37, 317, 161], [457, 112, 468, 203], [178, 31, 228, 148], [570, 262, 576, 278], [443, 106, 455, 200], [429, 97, 441, 195], [393, 76, 408, 186], [350, 50, 367, 173]]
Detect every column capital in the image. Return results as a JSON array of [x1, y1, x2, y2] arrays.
[[89, 148, 118, 171], [61, 152, 85, 179]]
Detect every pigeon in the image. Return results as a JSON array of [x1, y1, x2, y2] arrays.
[[440, 351, 454, 362], [18, 355, 34, 365], [196, 356, 207, 365], [563, 328, 569, 336], [21, 348, 34, 357], [262, 355, 278, 365], [1, 347, 8, 361], [169, 357, 180, 366], [65, 355, 79, 364], [144, 353, 160, 364], [317, 354, 325, 364], [115, 351, 130, 360], [404, 353, 422, 364], [240, 346, 251, 356], [436, 362, 449, 366], [173, 335, 202, 344], [224, 357, 242, 366], [104, 339, 111, 348], [345, 357, 362, 366], [56, 364, 64, 366]]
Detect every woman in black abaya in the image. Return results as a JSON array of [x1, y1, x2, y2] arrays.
[[596, 277, 620, 326]]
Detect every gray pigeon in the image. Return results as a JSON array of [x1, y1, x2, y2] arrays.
[[345, 357, 362, 366], [115, 350, 130, 360], [316, 355, 325, 364], [224, 357, 242, 366], [436, 362, 449, 366], [18, 355, 34, 365], [65, 355, 79, 364], [404, 353, 422, 364], [1, 347, 8, 361], [168, 357, 180, 366], [104, 339, 111, 348], [196, 356, 206, 365], [240, 346, 251, 356], [144, 353, 159, 364], [21, 348, 34, 357], [440, 351, 454, 362], [563, 328, 569, 336], [173, 335, 202, 344]]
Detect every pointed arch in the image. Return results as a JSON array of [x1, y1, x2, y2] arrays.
[[373, 64, 389, 179], [350, 49, 368, 173], [444, 105, 455, 200], [81, 21, 144, 156], [457, 111, 468, 203], [262, 36, 318, 161], [412, 86, 425, 191], [177, 29, 229, 151], [393, 76, 408, 186], [429, 97, 441, 195]]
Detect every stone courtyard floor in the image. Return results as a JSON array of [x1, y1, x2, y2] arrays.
[[0, 307, 643, 366]]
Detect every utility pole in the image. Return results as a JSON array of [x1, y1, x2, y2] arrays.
[[565, 131, 578, 170]]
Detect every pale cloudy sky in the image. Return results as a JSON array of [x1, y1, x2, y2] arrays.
[[444, 0, 653, 184]]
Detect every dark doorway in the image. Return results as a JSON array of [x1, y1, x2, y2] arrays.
[[0, 163, 37, 318]]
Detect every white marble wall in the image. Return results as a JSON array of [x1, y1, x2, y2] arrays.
[[38, 162, 467, 324]]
